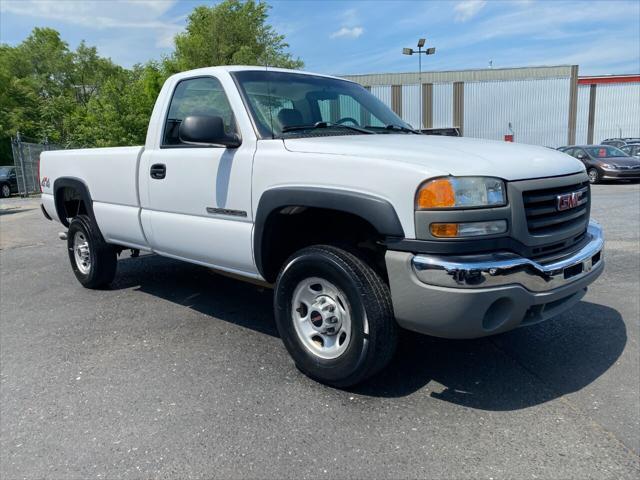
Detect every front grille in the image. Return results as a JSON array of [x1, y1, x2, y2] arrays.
[[523, 181, 590, 236]]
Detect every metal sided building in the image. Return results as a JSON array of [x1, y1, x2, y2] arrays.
[[575, 74, 640, 145], [342, 66, 640, 148]]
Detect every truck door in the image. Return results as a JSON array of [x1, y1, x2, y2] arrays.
[[140, 75, 257, 276]]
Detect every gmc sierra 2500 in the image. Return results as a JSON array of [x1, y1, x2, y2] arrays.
[[40, 66, 604, 387]]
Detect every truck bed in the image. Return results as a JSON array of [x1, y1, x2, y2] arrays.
[[40, 146, 148, 249]]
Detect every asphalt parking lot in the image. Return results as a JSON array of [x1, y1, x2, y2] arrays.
[[1, 184, 639, 479]]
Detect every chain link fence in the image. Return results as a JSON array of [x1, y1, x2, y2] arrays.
[[10, 134, 61, 196]]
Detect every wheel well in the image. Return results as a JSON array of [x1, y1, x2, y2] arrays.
[[259, 206, 388, 283], [55, 186, 89, 226]]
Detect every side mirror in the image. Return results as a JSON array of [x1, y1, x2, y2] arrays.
[[576, 152, 586, 160], [179, 115, 241, 148]]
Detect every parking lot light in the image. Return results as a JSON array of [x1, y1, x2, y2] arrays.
[[402, 38, 437, 129]]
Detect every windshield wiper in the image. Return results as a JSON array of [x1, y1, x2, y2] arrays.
[[363, 124, 421, 134], [281, 121, 373, 135], [384, 124, 421, 134]]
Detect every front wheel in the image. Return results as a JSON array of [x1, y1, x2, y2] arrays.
[[274, 245, 397, 387], [588, 168, 601, 184], [67, 215, 117, 289], [1, 183, 10, 198]]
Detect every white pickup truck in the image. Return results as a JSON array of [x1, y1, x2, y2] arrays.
[[40, 66, 604, 386]]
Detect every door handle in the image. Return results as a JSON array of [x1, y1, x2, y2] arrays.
[[150, 164, 166, 179]]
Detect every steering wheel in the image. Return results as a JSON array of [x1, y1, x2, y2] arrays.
[[335, 117, 360, 126]]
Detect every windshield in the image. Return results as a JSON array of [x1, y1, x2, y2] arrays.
[[585, 146, 629, 158], [232, 70, 411, 138], [0, 167, 13, 176]]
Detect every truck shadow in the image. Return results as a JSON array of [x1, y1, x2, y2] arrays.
[[112, 254, 626, 412], [353, 300, 627, 410], [112, 253, 278, 337]]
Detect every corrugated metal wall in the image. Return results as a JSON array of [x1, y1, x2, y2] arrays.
[[352, 67, 637, 147], [432, 83, 453, 129], [401, 84, 420, 128], [575, 85, 591, 145], [463, 78, 570, 147], [592, 82, 640, 143], [370, 85, 392, 110]]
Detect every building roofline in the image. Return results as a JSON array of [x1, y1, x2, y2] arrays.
[[578, 74, 640, 85], [340, 65, 578, 85]]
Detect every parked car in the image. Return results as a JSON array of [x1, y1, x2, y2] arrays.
[[560, 145, 640, 183], [620, 143, 640, 158], [601, 138, 640, 148], [39, 66, 605, 387], [0, 166, 18, 198]]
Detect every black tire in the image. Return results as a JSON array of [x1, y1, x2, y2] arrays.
[[0, 183, 10, 198], [67, 215, 117, 289], [274, 245, 397, 387], [587, 168, 601, 184]]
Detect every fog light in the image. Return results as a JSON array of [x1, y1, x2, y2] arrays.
[[430, 220, 507, 238]]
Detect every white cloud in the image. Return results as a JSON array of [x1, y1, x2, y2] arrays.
[[330, 26, 364, 39], [0, 0, 183, 48], [330, 7, 364, 39], [454, 0, 487, 22]]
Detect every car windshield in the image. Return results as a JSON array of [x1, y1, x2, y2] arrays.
[[232, 70, 412, 138], [585, 146, 629, 158], [0, 167, 13, 176]]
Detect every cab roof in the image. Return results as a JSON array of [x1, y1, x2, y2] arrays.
[[169, 65, 351, 83]]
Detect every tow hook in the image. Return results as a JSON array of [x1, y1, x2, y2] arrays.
[[58, 231, 68, 241]]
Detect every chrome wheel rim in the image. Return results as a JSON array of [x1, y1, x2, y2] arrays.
[[588, 169, 597, 183], [73, 231, 91, 275], [291, 277, 352, 360], [1, 185, 9, 197]]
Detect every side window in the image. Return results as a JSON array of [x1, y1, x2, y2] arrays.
[[573, 148, 586, 158], [563, 148, 574, 157], [163, 77, 236, 146]]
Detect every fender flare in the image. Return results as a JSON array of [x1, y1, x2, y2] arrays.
[[253, 186, 405, 278], [53, 177, 96, 228]]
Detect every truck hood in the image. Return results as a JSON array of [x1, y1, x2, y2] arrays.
[[283, 134, 584, 181]]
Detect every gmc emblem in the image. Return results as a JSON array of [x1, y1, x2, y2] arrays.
[[556, 191, 584, 211]]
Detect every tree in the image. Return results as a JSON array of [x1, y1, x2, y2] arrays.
[[167, 0, 303, 73], [0, 1, 303, 158], [66, 62, 166, 148], [0, 28, 76, 160]]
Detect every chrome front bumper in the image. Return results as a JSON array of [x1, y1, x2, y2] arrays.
[[385, 221, 605, 338], [412, 221, 604, 293]]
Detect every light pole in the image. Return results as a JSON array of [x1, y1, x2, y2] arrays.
[[403, 38, 436, 130]]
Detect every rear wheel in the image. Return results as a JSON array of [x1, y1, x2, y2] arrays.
[[274, 245, 397, 387], [67, 215, 117, 289], [587, 168, 601, 184]]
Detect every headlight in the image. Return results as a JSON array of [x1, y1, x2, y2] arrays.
[[601, 163, 613, 169], [416, 177, 506, 209]]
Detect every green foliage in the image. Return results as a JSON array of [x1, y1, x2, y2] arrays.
[[0, 0, 302, 160], [168, 0, 303, 72]]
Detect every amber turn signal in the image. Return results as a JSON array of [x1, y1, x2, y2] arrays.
[[416, 178, 456, 209], [430, 223, 459, 237]]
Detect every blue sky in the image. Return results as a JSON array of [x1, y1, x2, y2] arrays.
[[1, 0, 639, 75]]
